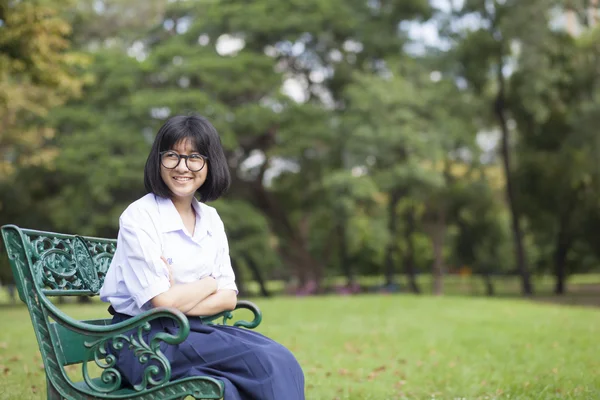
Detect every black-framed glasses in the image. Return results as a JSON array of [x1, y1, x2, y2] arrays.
[[160, 151, 208, 172]]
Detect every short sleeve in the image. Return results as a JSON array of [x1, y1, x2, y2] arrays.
[[118, 209, 171, 308], [211, 210, 238, 293]]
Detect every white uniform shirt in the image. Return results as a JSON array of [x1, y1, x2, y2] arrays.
[[99, 193, 238, 316]]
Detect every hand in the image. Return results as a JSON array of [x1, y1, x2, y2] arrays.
[[203, 275, 218, 294], [161, 256, 175, 287]]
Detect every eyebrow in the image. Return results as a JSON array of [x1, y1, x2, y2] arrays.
[[166, 150, 202, 154]]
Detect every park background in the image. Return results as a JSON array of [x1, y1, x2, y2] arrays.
[[1, 0, 600, 399]]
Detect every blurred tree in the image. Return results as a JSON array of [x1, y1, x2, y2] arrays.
[[306, 168, 381, 289], [39, 0, 287, 292], [343, 57, 479, 295], [0, 0, 86, 174], [441, 0, 566, 295], [213, 199, 278, 297], [510, 24, 600, 294], [47, 48, 150, 237], [205, 0, 433, 291], [55, 0, 431, 292], [451, 174, 512, 296], [0, 0, 85, 287], [6, 0, 600, 301]]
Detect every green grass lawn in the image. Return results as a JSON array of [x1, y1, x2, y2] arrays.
[[0, 295, 598, 400]]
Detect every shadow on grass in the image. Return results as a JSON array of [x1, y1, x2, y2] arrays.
[[447, 282, 600, 308], [525, 283, 600, 308]]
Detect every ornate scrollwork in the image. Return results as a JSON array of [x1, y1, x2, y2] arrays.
[[88, 241, 116, 278], [23, 233, 115, 293], [84, 322, 172, 392], [72, 236, 101, 293], [219, 311, 234, 325], [200, 300, 262, 329], [27, 236, 79, 290]]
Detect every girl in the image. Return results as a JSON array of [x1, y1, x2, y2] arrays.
[[100, 115, 305, 399]]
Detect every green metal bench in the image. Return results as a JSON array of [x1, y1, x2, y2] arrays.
[[1, 224, 263, 400]]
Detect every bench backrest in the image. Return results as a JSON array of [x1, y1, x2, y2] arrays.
[[1, 225, 117, 386], [1, 225, 115, 300]]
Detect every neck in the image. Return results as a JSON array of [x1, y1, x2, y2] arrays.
[[171, 195, 195, 217]]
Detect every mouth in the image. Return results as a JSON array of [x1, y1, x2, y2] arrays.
[[172, 176, 193, 182]]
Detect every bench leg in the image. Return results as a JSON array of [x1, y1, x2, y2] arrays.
[[46, 380, 62, 400]]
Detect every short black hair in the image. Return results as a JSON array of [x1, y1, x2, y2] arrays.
[[144, 114, 231, 202]]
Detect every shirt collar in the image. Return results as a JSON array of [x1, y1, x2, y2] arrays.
[[191, 196, 203, 217], [155, 195, 203, 233]]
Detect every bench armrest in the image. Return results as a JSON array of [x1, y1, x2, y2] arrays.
[[82, 308, 190, 392], [200, 299, 262, 329], [40, 294, 189, 393]]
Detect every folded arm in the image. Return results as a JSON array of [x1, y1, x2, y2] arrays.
[[152, 255, 237, 316], [150, 276, 218, 314], [184, 289, 237, 317]]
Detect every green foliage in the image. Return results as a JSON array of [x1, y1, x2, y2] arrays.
[[213, 199, 281, 274], [0, 0, 87, 171], [3, 0, 600, 293], [508, 24, 600, 277], [451, 178, 513, 273]]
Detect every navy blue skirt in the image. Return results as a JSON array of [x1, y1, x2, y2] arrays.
[[110, 312, 305, 400]]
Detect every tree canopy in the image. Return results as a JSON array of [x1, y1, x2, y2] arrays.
[[2, 0, 600, 297]]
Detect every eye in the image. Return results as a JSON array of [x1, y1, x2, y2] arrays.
[[189, 154, 203, 160], [165, 151, 179, 158]]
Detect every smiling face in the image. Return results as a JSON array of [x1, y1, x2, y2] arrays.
[[144, 115, 230, 202], [160, 138, 208, 201]]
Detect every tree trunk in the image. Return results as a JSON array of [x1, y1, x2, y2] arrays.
[[403, 207, 421, 294], [384, 190, 402, 288], [278, 238, 310, 287], [298, 212, 323, 289], [494, 54, 533, 296], [428, 210, 446, 296], [245, 257, 271, 298], [251, 183, 323, 290], [482, 269, 495, 296], [554, 239, 569, 295], [554, 208, 574, 295], [337, 217, 354, 286], [226, 128, 325, 291], [230, 258, 246, 296]]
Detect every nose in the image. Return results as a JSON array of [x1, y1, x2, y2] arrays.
[[175, 156, 191, 172]]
